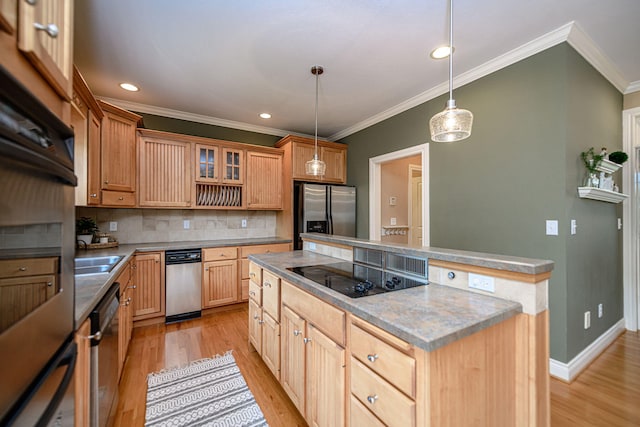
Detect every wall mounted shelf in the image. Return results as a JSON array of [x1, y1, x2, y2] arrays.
[[577, 187, 628, 203]]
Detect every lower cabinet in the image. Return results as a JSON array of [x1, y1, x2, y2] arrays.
[[74, 318, 91, 427], [132, 252, 164, 320], [117, 261, 134, 378], [202, 247, 238, 308], [280, 280, 346, 426], [239, 243, 290, 302]]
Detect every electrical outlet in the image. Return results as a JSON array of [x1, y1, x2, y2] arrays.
[[109, 221, 117, 232], [545, 220, 558, 236], [468, 273, 495, 293], [390, 217, 397, 226], [183, 220, 190, 229], [618, 218, 622, 230], [570, 219, 577, 235], [308, 242, 317, 250], [598, 303, 603, 318], [584, 311, 591, 329], [241, 219, 247, 228]]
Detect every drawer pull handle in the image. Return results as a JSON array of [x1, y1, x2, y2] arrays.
[[367, 395, 379, 404], [448, 271, 456, 279], [18, 267, 27, 271], [258, 320, 264, 325], [250, 272, 255, 277], [47, 282, 53, 287], [118, 197, 124, 200], [367, 354, 379, 363], [249, 291, 255, 296], [33, 22, 59, 38], [90, 193, 98, 198], [303, 337, 312, 344], [293, 330, 302, 336], [253, 315, 259, 320], [128, 285, 137, 289], [87, 331, 102, 341]]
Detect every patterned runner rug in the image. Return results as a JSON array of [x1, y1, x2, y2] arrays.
[[145, 352, 268, 427]]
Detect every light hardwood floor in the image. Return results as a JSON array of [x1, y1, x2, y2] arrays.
[[550, 330, 640, 426], [112, 304, 306, 427], [113, 305, 640, 426]]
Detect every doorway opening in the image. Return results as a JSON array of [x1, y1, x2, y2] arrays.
[[369, 144, 429, 245]]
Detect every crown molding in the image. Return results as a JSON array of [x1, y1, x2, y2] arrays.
[[97, 97, 297, 138], [331, 21, 632, 140], [625, 81, 640, 95], [566, 22, 627, 92]]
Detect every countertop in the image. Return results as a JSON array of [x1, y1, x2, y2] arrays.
[[248, 251, 523, 352], [302, 233, 555, 275], [74, 237, 291, 327]]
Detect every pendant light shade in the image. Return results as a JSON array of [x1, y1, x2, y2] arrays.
[[429, 0, 473, 142], [306, 65, 327, 176]]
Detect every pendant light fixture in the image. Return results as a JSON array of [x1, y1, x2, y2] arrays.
[[305, 65, 327, 176], [429, 0, 473, 142]]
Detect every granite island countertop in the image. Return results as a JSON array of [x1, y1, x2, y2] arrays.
[[74, 237, 290, 327], [248, 250, 523, 352]]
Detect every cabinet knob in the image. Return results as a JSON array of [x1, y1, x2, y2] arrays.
[[367, 395, 379, 404], [249, 291, 255, 296], [253, 315, 259, 320], [367, 354, 379, 363], [87, 331, 102, 341], [128, 285, 137, 289], [90, 193, 97, 198], [18, 267, 27, 271], [46, 282, 53, 287], [104, 180, 109, 184], [205, 268, 209, 271], [258, 320, 264, 325], [264, 281, 271, 288], [118, 197, 124, 200], [250, 272, 255, 278], [303, 337, 312, 344], [33, 22, 59, 38], [293, 330, 302, 336]]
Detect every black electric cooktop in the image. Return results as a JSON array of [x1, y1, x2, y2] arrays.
[[287, 262, 427, 298]]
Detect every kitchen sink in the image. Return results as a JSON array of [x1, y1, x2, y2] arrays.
[[74, 256, 123, 275]]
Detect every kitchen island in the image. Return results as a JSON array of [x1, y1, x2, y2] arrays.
[[248, 233, 553, 426]]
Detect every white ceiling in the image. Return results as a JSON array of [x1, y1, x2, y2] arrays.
[[74, 0, 640, 140]]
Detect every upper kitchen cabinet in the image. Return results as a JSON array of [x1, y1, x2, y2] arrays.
[[194, 141, 245, 209], [98, 100, 142, 207], [0, 0, 73, 123], [246, 149, 284, 210], [138, 129, 193, 208], [17, 0, 73, 100], [71, 67, 103, 206], [276, 135, 347, 184]]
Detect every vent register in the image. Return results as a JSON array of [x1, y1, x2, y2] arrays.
[[353, 247, 428, 288]]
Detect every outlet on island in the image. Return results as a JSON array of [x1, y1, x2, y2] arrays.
[[241, 219, 247, 228], [468, 273, 495, 293]]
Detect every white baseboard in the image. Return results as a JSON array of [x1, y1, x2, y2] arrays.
[[549, 319, 626, 382]]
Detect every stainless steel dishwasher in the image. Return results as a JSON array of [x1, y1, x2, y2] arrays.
[[165, 249, 202, 323]]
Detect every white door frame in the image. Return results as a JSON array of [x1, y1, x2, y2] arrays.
[[408, 165, 423, 246], [369, 144, 429, 244], [622, 106, 640, 331]]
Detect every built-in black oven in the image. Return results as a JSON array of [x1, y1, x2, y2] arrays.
[[0, 65, 77, 426]]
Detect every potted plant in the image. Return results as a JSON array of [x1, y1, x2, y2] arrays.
[[608, 151, 629, 165], [76, 216, 99, 245], [580, 147, 605, 187]]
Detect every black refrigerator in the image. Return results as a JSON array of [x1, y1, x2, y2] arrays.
[[294, 182, 357, 250]]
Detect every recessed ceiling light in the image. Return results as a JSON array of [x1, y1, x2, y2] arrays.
[[430, 46, 453, 59], [259, 113, 271, 119], [119, 82, 139, 92]]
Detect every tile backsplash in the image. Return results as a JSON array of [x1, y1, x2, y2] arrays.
[[75, 208, 277, 244]]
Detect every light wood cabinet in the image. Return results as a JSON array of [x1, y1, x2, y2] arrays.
[[17, 0, 73, 100], [138, 130, 192, 207], [195, 143, 243, 185], [99, 100, 141, 205], [248, 298, 262, 353], [132, 252, 164, 320], [276, 135, 347, 184], [246, 150, 283, 209], [117, 261, 134, 379], [261, 311, 280, 379], [280, 280, 347, 426], [74, 318, 91, 427], [202, 259, 238, 308], [0, 257, 58, 333], [240, 243, 289, 302], [261, 270, 280, 321], [72, 66, 103, 206], [0, 0, 17, 33]]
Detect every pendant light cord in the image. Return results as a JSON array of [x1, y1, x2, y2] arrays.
[[448, 0, 454, 103], [314, 69, 319, 157]]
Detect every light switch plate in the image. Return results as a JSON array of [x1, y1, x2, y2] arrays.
[[389, 196, 397, 206], [183, 220, 190, 229], [241, 219, 247, 228], [570, 219, 577, 235], [546, 220, 558, 236]]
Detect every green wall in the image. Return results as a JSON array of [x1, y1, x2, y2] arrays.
[[135, 112, 281, 146], [339, 43, 623, 363]]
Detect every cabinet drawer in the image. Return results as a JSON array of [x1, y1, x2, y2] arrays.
[[202, 246, 237, 261], [240, 243, 290, 258], [101, 190, 135, 207], [0, 257, 57, 278], [262, 270, 280, 320], [248, 279, 262, 305], [350, 322, 415, 397], [350, 357, 415, 427], [350, 394, 385, 427], [249, 262, 261, 283], [281, 280, 345, 346]]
